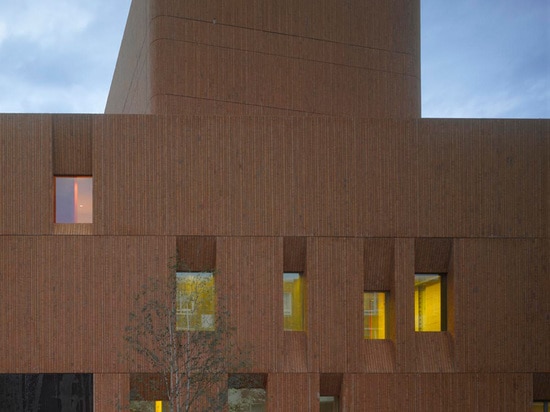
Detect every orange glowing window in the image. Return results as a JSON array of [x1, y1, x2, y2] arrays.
[[55, 177, 93, 223], [364, 292, 387, 339]]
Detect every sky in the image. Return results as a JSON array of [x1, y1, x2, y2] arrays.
[[421, 0, 549, 118], [0, 0, 547, 118]]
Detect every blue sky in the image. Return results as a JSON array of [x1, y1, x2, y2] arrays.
[[422, 0, 549, 118], [0, 0, 547, 118]]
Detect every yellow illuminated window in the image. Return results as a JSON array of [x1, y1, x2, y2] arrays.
[[363, 292, 387, 339], [415, 274, 446, 332], [532, 401, 549, 412], [55, 176, 93, 223], [283, 272, 305, 331], [176, 272, 215, 331]]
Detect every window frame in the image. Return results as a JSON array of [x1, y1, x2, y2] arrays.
[[175, 271, 215, 332], [228, 374, 267, 412], [414, 273, 447, 332], [283, 272, 305, 332], [363, 291, 389, 340], [532, 400, 550, 412], [320, 396, 339, 412], [54, 176, 93, 224]]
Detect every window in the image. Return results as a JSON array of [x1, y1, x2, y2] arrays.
[[320, 396, 339, 412], [129, 400, 164, 412], [129, 374, 166, 411], [363, 292, 387, 339], [415, 274, 446, 332], [320, 374, 341, 412], [0, 374, 92, 410], [228, 388, 266, 412], [283, 292, 292, 316], [228, 374, 266, 412], [283, 272, 305, 331], [176, 272, 215, 331], [533, 401, 549, 412], [55, 176, 93, 223]]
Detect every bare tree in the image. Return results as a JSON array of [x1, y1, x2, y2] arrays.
[[123, 259, 248, 412]]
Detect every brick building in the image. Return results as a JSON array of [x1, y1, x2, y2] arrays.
[[0, 0, 548, 410]]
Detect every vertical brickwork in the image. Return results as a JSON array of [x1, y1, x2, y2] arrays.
[[106, 0, 420, 117], [94, 374, 130, 412]]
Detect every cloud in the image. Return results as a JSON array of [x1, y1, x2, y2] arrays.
[[0, 0, 131, 113], [422, 75, 549, 119], [421, 0, 549, 118], [0, 72, 109, 113], [423, 90, 520, 119], [0, 21, 6, 45], [0, 1, 547, 117], [0, 1, 93, 48]]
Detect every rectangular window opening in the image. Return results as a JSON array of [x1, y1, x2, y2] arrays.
[[320, 373, 341, 412], [0, 374, 92, 410], [533, 401, 550, 412], [228, 374, 266, 412], [176, 272, 215, 331], [55, 176, 93, 223], [363, 291, 388, 339], [415, 273, 447, 332], [129, 373, 165, 410], [129, 400, 165, 411], [283, 272, 305, 331], [320, 396, 339, 412]]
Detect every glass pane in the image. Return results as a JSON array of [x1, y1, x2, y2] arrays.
[[415, 274, 442, 331], [55, 177, 93, 223], [532, 401, 549, 412], [129, 401, 166, 412], [363, 292, 386, 339], [228, 388, 266, 412], [283, 272, 304, 331], [320, 396, 339, 412], [176, 272, 215, 331], [0, 374, 93, 411]]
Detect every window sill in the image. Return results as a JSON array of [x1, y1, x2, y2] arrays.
[[54, 224, 93, 235]]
